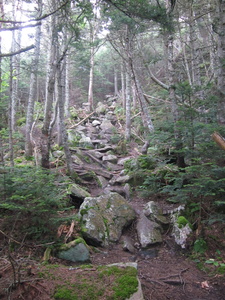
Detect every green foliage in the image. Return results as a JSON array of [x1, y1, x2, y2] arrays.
[[0, 166, 68, 240], [193, 238, 208, 254], [16, 117, 26, 126]]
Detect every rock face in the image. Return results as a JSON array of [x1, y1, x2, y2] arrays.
[[78, 192, 136, 246], [57, 239, 90, 263], [136, 214, 163, 248]]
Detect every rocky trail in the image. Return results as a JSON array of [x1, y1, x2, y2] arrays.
[[1, 99, 225, 300], [59, 100, 225, 300]]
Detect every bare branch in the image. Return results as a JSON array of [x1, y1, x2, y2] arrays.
[[0, 0, 69, 25], [0, 45, 35, 58], [0, 22, 41, 32]]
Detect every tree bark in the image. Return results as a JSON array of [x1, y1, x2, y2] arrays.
[[41, 0, 57, 169], [25, 0, 42, 157], [216, 0, 225, 122]]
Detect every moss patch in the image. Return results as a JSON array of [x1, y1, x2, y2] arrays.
[[46, 264, 138, 300]]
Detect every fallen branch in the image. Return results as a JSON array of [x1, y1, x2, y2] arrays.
[[69, 111, 95, 129], [212, 132, 225, 151]]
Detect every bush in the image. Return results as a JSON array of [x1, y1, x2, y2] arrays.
[[0, 166, 68, 241]]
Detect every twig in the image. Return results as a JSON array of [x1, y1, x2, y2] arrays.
[[158, 268, 189, 281]]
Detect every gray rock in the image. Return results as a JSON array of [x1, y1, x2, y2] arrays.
[[71, 154, 83, 165], [109, 174, 131, 185], [122, 236, 136, 253], [106, 162, 123, 171], [92, 120, 101, 127], [100, 119, 115, 133], [52, 150, 64, 158], [97, 175, 108, 188], [96, 102, 107, 114], [78, 192, 136, 246], [144, 201, 169, 225], [137, 214, 162, 247], [58, 240, 90, 263], [67, 130, 81, 144], [102, 154, 118, 163], [68, 183, 91, 199], [118, 157, 132, 166], [79, 135, 93, 148]]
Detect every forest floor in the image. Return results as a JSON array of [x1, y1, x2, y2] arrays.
[[1, 189, 225, 300], [1, 110, 225, 299]]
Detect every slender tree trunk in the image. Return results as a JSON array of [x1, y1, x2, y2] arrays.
[[165, 1, 185, 168], [9, 56, 14, 167], [57, 61, 74, 176], [189, 3, 203, 99], [114, 66, 118, 96], [65, 53, 70, 118], [25, 0, 42, 157], [125, 63, 131, 141], [132, 81, 137, 110], [121, 62, 126, 110], [216, 0, 225, 123], [88, 46, 94, 111], [41, 1, 57, 168]]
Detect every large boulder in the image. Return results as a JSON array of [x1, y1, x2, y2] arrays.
[[136, 214, 163, 248], [78, 192, 136, 246]]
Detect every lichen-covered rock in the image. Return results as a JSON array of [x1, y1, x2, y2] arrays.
[[100, 119, 115, 133], [102, 154, 118, 163], [95, 102, 107, 114], [143, 201, 169, 225], [78, 192, 136, 246], [57, 239, 90, 262], [136, 214, 162, 248], [68, 183, 90, 199]]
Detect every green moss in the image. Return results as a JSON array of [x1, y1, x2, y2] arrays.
[[54, 286, 78, 300], [177, 216, 192, 229], [113, 275, 138, 299], [50, 265, 139, 300], [59, 238, 86, 251]]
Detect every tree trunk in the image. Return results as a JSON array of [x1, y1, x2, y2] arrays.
[[114, 66, 118, 96], [125, 63, 131, 141], [216, 0, 225, 122], [65, 52, 70, 118], [41, 1, 57, 169], [57, 61, 74, 176], [25, 0, 42, 157], [121, 62, 126, 110], [88, 46, 94, 111]]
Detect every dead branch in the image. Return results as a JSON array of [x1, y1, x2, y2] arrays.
[[64, 220, 75, 242], [131, 112, 141, 120], [212, 132, 225, 151], [69, 111, 95, 129]]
